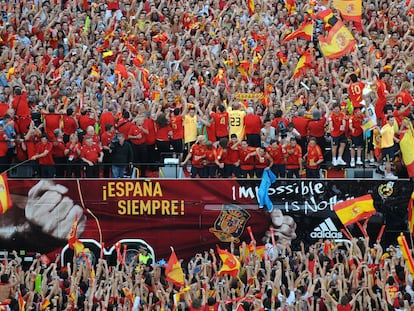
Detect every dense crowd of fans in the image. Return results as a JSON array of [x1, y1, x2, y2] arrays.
[[0, 0, 414, 179], [2, 238, 414, 310]]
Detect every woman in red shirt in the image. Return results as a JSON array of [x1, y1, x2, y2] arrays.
[[65, 133, 82, 178]]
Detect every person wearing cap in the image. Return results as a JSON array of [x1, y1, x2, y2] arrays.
[[285, 137, 303, 179], [31, 134, 55, 178]]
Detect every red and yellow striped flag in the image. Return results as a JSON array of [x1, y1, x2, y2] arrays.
[[293, 52, 312, 79], [285, 0, 296, 15], [68, 216, 84, 255], [334, 194, 376, 226], [165, 248, 185, 287], [247, 0, 255, 15], [282, 21, 313, 43], [318, 20, 356, 59], [0, 173, 12, 215], [408, 191, 414, 235]]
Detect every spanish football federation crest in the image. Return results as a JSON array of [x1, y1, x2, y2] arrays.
[[209, 204, 250, 243]]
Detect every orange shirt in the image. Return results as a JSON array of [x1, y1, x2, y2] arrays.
[[190, 143, 206, 168], [306, 144, 323, 169], [329, 112, 345, 137], [286, 144, 302, 169]]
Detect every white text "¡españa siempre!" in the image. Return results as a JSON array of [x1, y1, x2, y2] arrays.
[[310, 218, 343, 239]]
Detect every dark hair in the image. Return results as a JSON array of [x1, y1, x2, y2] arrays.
[[349, 73, 358, 83], [67, 108, 74, 116], [105, 123, 114, 131]]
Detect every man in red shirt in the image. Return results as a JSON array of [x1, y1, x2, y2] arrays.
[[99, 105, 116, 134], [211, 104, 229, 141], [101, 124, 116, 178], [143, 112, 157, 171], [222, 134, 241, 178], [170, 108, 184, 155], [304, 137, 324, 178], [244, 107, 262, 147], [348, 74, 365, 108], [285, 137, 303, 178], [62, 107, 78, 143], [181, 135, 207, 178], [11, 86, 32, 135], [329, 104, 347, 166], [267, 139, 287, 178], [78, 108, 97, 140], [129, 116, 148, 178], [307, 109, 327, 155], [52, 129, 66, 178], [349, 108, 364, 167], [43, 105, 62, 140], [31, 134, 55, 178], [395, 81, 414, 108], [238, 140, 256, 178], [292, 109, 310, 152], [81, 136, 103, 178], [375, 72, 390, 124]]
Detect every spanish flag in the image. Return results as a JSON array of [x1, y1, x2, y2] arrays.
[[0, 173, 12, 215], [317, 8, 336, 25], [285, 0, 296, 15], [408, 191, 414, 235], [217, 246, 240, 278], [247, 0, 255, 15], [332, 0, 362, 25], [165, 248, 185, 287], [115, 62, 128, 79], [318, 20, 356, 59], [68, 216, 84, 255], [400, 119, 414, 178], [334, 194, 376, 226], [293, 52, 312, 79], [282, 21, 313, 43]]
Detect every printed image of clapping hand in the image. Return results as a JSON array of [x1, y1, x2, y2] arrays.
[[263, 209, 297, 248]]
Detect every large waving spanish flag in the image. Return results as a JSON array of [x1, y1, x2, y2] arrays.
[[282, 21, 313, 43], [165, 248, 185, 287], [332, 0, 362, 26], [318, 20, 356, 59], [334, 194, 376, 226], [293, 52, 312, 79], [217, 246, 240, 278], [0, 173, 12, 215]]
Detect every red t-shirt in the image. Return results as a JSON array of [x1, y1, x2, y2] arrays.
[[144, 118, 156, 145], [128, 125, 146, 145], [36, 141, 54, 165], [329, 112, 345, 137], [99, 111, 115, 133], [116, 119, 133, 138], [255, 153, 270, 169], [65, 142, 81, 160], [78, 114, 96, 131], [44, 113, 62, 139], [286, 144, 302, 168], [156, 126, 172, 141], [266, 145, 286, 165], [52, 140, 66, 157], [348, 81, 365, 107], [244, 114, 262, 135], [239, 147, 256, 170], [82, 134, 100, 146], [81, 144, 102, 162], [101, 131, 115, 147], [292, 116, 309, 137], [205, 147, 218, 165], [307, 117, 326, 138], [62, 116, 78, 136], [0, 131, 8, 157], [0, 103, 9, 118], [224, 142, 240, 164], [349, 114, 364, 137], [190, 143, 206, 168], [306, 144, 323, 169], [212, 111, 229, 137], [12, 93, 31, 117], [395, 89, 414, 107], [376, 78, 387, 119], [170, 115, 184, 140]]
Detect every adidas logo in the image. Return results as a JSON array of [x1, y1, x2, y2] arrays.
[[310, 218, 343, 239]]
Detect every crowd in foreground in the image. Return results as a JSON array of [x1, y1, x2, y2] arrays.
[[1, 0, 414, 179], [1, 238, 414, 310]]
